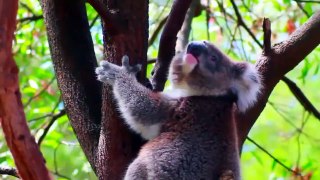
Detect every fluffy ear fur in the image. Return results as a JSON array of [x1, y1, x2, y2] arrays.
[[232, 63, 261, 113]]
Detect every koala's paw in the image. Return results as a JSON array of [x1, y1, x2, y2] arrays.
[[219, 170, 234, 180], [95, 55, 141, 85]]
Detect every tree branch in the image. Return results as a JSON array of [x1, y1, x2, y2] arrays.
[[148, 16, 168, 47], [38, 109, 66, 146], [246, 137, 301, 176], [230, 0, 263, 48], [231, 2, 320, 130], [97, 0, 149, 178], [282, 77, 320, 120], [263, 18, 271, 53], [40, 0, 102, 173], [0, 166, 19, 178], [18, 15, 43, 23], [237, 11, 320, 146], [0, 0, 51, 179], [151, 0, 193, 91], [86, 0, 126, 35]]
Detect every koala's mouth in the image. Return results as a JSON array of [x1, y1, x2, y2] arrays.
[[184, 53, 199, 65]]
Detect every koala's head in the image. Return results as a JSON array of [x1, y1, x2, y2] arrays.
[[168, 41, 261, 112]]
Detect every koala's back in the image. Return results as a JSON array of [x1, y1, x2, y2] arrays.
[[126, 96, 240, 180]]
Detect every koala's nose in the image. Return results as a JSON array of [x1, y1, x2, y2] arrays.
[[186, 41, 206, 57]]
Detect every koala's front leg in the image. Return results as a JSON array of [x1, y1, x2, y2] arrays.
[[96, 56, 173, 140]]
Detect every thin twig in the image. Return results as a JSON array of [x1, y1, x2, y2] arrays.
[[19, 15, 43, 23], [89, 14, 99, 29], [296, 2, 311, 17], [246, 137, 302, 176], [29, 113, 55, 122], [37, 109, 66, 146], [230, 0, 263, 48], [294, 0, 320, 3], [148, 16, 168, 47], [23, 77, 55, 108], [268, 101, 320, 142], [19, 2, 35, 14]]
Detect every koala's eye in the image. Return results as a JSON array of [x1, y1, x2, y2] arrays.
[[210, 55, 217, 62]]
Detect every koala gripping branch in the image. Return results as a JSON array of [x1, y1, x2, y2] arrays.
[[0, 0, 51, 179]]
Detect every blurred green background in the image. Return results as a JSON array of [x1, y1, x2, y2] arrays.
[[1, 0, 319, 179]]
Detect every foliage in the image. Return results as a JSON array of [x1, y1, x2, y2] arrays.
[[0, 0, 319, 179]]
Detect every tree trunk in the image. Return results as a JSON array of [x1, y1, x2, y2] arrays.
[[40, 0, 102, 173], [0, 0, 51, 179], [41, 0, 149, 179], [97, 0, 149, 179]]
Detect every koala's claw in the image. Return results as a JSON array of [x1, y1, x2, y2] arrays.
[[122, 55, 142, 74], [99, 60, 112, 70]]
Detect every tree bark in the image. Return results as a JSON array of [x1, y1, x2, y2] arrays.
[[0, 0, 51, 179], [97, 0, 149, 179], [40, 0, 102, 173]]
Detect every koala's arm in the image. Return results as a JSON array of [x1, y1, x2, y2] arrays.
[[96, 56, 173, 139]]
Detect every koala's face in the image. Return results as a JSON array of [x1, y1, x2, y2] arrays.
[[169, 41, 236, 96]]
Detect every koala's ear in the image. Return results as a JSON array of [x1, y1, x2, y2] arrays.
[[232, 62, 261, 113]]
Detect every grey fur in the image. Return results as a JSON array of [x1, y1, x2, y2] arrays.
[[96, 41, 261, 180]]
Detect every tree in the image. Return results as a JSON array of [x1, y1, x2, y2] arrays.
[[1, 0, 320, 179]]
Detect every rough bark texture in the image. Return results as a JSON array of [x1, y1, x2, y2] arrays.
[[97, 0, 149, 179], [40, 0, 102, 173], [41, 0, 148, 179], [0, 0, 51, 179]]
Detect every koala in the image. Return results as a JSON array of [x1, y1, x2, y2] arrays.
[[96, 41, 261, 180]]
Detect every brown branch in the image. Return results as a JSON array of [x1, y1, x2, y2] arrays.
[[86, 0, 126, 35], [40, 0, 102, 173], [263, 18, 271, 53], [237, 11, 320, 147], [296, 2, 311, 17], [38, 109, 66, 146], [0, 166, 19, 178], [0, 0, 52, 179], [151, 0, 193, 91], [23, 77, 55, 108], [282, 77, 320, 120], [230, 0, 263, 48], [148, 16, 168, 47], [235, 4, 319, 127], [89, 14, 99, 29], [19, 2, 35, 14], [230, 4, 320, 131], [18, 15, 43, 23]]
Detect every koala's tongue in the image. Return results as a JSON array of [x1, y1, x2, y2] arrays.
[[184, 54, 198, 65]]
